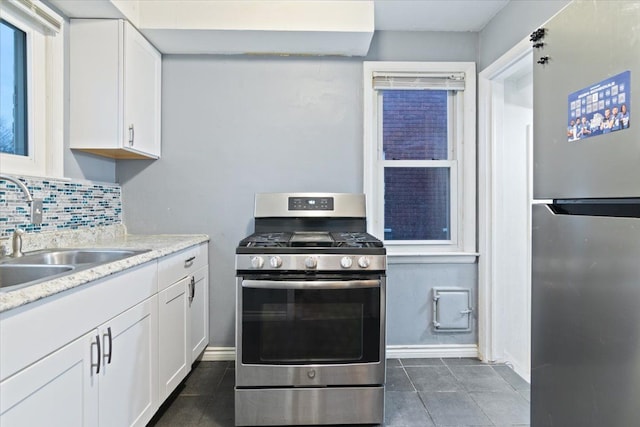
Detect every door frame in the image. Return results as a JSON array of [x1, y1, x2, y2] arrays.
[[478, 37, 532, 364]]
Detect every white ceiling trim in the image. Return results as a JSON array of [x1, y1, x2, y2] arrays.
[[135, 0, 375, 55], [47, 0, 513, 55], [137, 1, 374, 32]]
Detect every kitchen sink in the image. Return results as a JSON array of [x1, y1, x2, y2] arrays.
[[2, 249, 148, 266], [0, 248, 150, 293], [0, 264, 75, 290]]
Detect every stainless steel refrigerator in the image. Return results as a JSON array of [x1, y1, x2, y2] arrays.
[[532, 1, 640, 426]]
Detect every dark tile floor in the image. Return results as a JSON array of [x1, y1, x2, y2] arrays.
[[148, 358, 530, 427]]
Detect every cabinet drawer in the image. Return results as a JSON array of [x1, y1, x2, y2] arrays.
[[158, 244, 207, 291]]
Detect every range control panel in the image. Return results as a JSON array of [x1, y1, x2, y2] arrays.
[[288, 197, 334, 211]]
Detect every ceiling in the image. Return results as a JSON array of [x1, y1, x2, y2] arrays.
[[373, 0, 510, 32], [48, 0, 513, 55]]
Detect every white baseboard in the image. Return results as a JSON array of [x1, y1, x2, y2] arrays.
[[201, 344, 479, 362], [501, 350, 531, 383], [201, 347, 235, 361], [386, 344, 479, 359]]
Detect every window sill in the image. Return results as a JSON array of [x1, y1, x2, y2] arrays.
[[387, 252, 479, 264]]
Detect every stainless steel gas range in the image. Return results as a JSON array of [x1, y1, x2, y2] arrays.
[[235, 193, 386, 427]]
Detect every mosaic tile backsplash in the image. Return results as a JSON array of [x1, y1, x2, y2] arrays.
[[0, 175, 122, 239]]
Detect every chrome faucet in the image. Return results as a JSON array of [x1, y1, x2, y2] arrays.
[[0, 174, 42, 225], [0, 174, 34, 203], [11, 229, 25, 258]]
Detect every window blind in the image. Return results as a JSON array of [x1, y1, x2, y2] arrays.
[[372, 72, 465, 91]]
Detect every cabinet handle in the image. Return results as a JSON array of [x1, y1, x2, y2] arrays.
[[189, 275, 196, 304], [184, 256, 196, 268], [92, 334, 101, 374], [128, 124, 135, 146], [104, 326, 113, 364]]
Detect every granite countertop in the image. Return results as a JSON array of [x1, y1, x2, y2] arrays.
[[0, 231, 210, 314]]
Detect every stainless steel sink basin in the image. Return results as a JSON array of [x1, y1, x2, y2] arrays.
[[0, 248, 149, 293], [3, 249, 147, 266], [0, 264, 75, 290]]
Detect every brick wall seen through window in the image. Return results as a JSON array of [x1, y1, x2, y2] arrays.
[[382, 90, 450, 240]]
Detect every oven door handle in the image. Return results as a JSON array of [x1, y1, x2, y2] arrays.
[[242, 279, 380, 289]]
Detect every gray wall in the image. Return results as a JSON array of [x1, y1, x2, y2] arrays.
[[60, 0, 571, 181], [478, 0, 571, 71], [118, 55, 363, 347], [369, 31, 478, 61], [117, 30, 480, 348], [387, 263, 478, 345], [67, 1, 572, 349]]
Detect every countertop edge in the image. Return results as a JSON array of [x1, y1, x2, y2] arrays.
[[0, 234, 210, 314]]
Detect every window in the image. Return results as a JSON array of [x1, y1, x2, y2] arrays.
[[0, 0, 63, 177], [1, 20, 28, 156], [363, 62, 476, 261]]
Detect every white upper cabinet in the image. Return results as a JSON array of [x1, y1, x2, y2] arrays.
[[70, 19, 161, 159]]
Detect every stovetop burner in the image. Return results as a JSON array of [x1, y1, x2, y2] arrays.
[[236, 193, 386, 270], [331, 232, 383, 248], [242, 232, 292, 248], [238, 231, 383, 250]]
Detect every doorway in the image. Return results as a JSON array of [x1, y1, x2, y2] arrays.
[[478, 39, 533, 381]]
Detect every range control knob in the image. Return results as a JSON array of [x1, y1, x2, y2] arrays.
[[304, 256, 317, 269], [358, 256, 371, 268], [340, 257, 353, 269], [270, 256, 283, 268], [250, 256, 264, 269]]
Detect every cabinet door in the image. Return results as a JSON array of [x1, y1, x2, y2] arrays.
[[0, 330, 99, 426], [98, 296, 158, 427], [123, 20, 161, 158], [190, 266, 210, 362], [69, 19, 122, 151], [159, 277, 190, 401]]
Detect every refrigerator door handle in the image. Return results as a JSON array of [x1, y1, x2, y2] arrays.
[[548, 198, 640, 219]]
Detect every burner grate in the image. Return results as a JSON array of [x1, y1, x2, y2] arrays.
[[241, 232, 292, 248], [331, 232, 384, 248], [239, 231, 383, 249]]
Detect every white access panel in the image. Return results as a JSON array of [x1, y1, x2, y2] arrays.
[[432, 288, 472, 332]]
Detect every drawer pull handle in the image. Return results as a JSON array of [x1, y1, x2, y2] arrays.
[[93, 334, 101, 374], [189, 275, 196, 304], [105, 327, 113, 364], [184, 256, 196, 267]]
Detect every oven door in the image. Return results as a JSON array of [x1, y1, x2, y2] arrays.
[[236, 276, 386, 388]]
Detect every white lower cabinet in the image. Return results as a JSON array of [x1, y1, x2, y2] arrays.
[[98, 296, 158, 427], [0, 330, 98, 426], [157, 255, 210, 400], [0, 296, 158, 427], [158, 277, 190, 402], [190, 265, 209, 362], [0, 242, 209, 426], [158, 243, 209, 399]]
